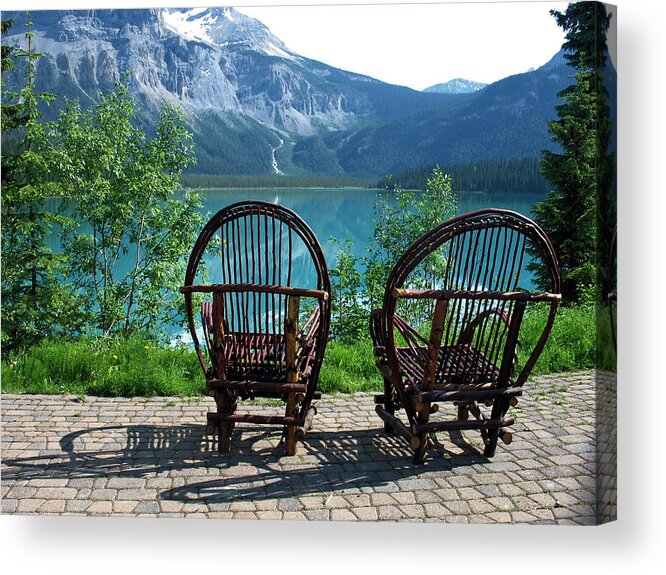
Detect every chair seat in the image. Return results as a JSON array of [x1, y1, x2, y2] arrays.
[[395, 344, 504, 392], [220, 332, 289, 381]]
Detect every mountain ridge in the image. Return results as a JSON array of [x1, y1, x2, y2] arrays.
[[424, 78, 488, 94], [2, 8, 587, 178]]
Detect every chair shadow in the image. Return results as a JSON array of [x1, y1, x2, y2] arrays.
[[2, 421, 489, 504]]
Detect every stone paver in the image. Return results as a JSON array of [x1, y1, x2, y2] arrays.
[[1, 371, 615, 524]]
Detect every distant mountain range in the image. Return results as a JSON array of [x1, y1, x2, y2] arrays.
[[423, 79, 487, 94], [2, 7, 614, 178]]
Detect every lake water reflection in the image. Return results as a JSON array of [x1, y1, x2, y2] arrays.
[[197, 188, 543, 278], [45, 188, 543, 338]]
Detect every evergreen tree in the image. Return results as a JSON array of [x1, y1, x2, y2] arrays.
[[1, 19, 19, 128], [530, 2, 615, 303], [1, 13, 80, 350]]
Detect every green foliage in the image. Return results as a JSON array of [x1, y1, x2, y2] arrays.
[[596, 303, 616, 373], [517, 302, 613, 374], [47, 80, 206, 339], [1, 19, 18, 127], [365, 166, 457, 315], [328, 237, 366, 342], [323, 166, 458, 340], [292, 136, 342, 174], [530, 2, 615, 303], [518, 304, 595, 374], [1, 14, 80, 350], [378, 157, 549, 194], [1, 304, 605, 396], [318, 339, 382, 394], [1, 335, 205, 397], [185, 111, 278, 175]]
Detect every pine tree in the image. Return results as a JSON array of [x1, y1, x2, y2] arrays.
[[529, 1, 615, 303], [1, 19, 19, 128], [1, 13, 80, 349]]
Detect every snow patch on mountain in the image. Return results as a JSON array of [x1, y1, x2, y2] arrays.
[[161, 7, 298, 61], [223, 7, 235, 22], [161, 8, 217, 45]]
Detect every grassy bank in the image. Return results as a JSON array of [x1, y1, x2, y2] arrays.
[[0, 335, 206, 397], [1, 305, 613, 397]]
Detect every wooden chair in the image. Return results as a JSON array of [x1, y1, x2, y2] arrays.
[[370, 209, 561, 464], [181, 201, 331, 455]]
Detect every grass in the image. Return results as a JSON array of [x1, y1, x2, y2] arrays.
[[1, 304, 614, 397], [518, 303, 615, 375], [1, 334, 205, 397], [319, 338, 382, 394]]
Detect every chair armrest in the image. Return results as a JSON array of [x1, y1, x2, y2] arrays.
[[457, 308, 511, 347], [370, 308, 429, 357], [182, 283, 329, 301], [392, 288, 561, 303]]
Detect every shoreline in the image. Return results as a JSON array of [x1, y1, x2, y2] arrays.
[[47, 188, 547, 198], [184, 186, 382, 192]]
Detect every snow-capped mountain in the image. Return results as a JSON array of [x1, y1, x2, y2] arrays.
[[161, 7, 297, 60], [2, 8, 588, 177], [423, 78, 488, 94], [3, 7, 449, 174]]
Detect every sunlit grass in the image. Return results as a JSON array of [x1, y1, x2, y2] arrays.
[[1, 334, 205, 397], [1, 303, 613, 396]]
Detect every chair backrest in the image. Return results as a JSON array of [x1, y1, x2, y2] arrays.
[[183, 201, 331, 374], [381, 208, 560, 390]]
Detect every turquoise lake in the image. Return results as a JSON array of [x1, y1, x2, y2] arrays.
[[46, 188, 544, 338], [196, 188, 543, 274]]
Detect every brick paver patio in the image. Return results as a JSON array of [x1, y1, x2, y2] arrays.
[[1, 371, 610, 524]]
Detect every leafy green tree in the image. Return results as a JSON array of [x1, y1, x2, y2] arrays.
[[329, 237, 366, 342], [530, 2, 615, 302], [1, 14, 79, 350], [47, 80, 206, 339], [365, 166, 456, 319]]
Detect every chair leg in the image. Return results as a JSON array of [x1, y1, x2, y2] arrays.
[[383, 378, 396, 434], [284, 392, 298, 456], [483, 429, 499, 458], [413, 404, 431, 465], [468, 401, 490, 447], [216, 390, 234, 454], [483, 398, 509, 458], [413, 432, 428, 465], [218, 421, 232, 454], [457, 403, 469, 421]]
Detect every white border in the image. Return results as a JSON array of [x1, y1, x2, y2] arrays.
[[1, 1, 664, 573]]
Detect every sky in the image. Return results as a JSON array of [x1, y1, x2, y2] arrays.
[[4, 0, 574, 91], [234, 1, 570, 90]]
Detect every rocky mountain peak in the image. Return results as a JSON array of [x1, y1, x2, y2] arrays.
[[160, 7, 297, 60], [2, 8, 585, 178]]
